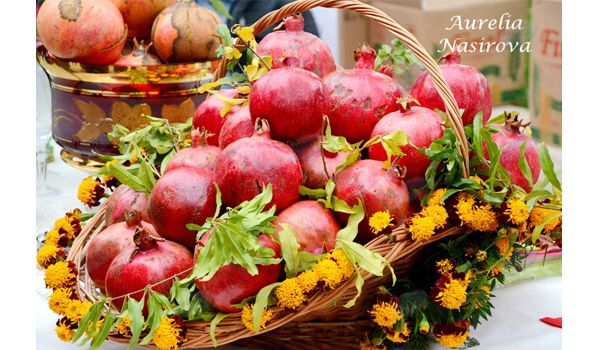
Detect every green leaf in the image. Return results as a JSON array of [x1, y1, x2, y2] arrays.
[[210, 312, 230, 347], [277, 223, 301, 278], [335, 200, 365, 242], [127, 298, 145, 350], [531, 210, 562, 242], [251, 282, 281, 333], [71, 301, 104, 344], [140, 292, 165, 345], [538, 143, 562, 193], [108, 163, 147, 192], [518, 142, 533, 190], [216, 23, 233, 45], [88, 312, 115, 350], [210, 0, 234, 20], [335, 239, 387, 278]]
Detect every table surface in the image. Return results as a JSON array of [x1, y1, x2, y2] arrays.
[[35, 106, 564, 350]]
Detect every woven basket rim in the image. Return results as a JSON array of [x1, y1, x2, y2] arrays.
[[66, 0, 470, 348]]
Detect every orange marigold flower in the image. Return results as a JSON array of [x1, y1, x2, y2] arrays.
[[276, 278, 307, 310], [384, 322, 411, 343], [242, 303, 273, 332], [77, 176, 105, 208], [369, 211, 395, 235], [37, 244, 64, 269], [495, 236, 513, 261], [529, 206, 562, 232], [48, 287, 77, 316], [505, 198, 529, 225], [433, 319, 470, 348], [152, 316, 188, 350], [45, 261, 78, 290], [369, 301, 403, 328], [55, 317, 77, 342], [430, 273, 470, 310]]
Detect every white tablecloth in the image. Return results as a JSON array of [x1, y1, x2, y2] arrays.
[[35, 106, 563, 350]]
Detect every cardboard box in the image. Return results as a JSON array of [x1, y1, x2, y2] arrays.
[[337, 1, 375, 70], [528, 0, 562, 147], [365, 0, 531, 107]]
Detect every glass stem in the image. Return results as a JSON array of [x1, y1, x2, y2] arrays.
[[36, 145, 49, 189]]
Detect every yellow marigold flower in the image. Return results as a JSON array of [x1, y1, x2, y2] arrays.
[[328, 249, 354, 279], [359, 340, 387, 350], [37, 244, 62, 269], [422, 204, 449, 229], [490, 263, 504, 277], [242, 303, 273, 332], [428, 188, 448, 206], [115, 316, 131, 336], [457, 198, 499, 232], [433, 319, 470, 349], [311, 258, 344, 289], [495, 236, 513, 261], [369, 211, 395, 235], [505, 198, 530, 225], [369, 301, 403, 328], [48, 288, 74, 316], [384, 322, 411, 343], [77, 176, 105, 208], [431, 275, 470, 310], [295, 270, 319, 293], [56, 317, 76, 342], [275, 278, 307, 310], [45, 229, 64, 247], [64, 300, 93, 323], [53, 217, 78, 242], [152, 317, 187, 350], [407, 215, 436, 241], [476, 250, 487, 262], [45, 261, 77, 290], [529, 206, 562, 232], [436, 259, 455, 276]]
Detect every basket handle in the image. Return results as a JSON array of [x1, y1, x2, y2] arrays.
[[212, 0, 469, 176]]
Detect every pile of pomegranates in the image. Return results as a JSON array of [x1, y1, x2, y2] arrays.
[[82, 11, 544, 317], [36, 0, 222, 65]]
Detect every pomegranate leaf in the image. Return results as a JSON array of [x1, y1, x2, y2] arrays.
[[538, 143, 562, 193], [531, 211, 562, 243], [71, 301, 103, 345], [335, 200, 365, 243], [518, 142, 534, 188], [125, 298, 144, 350], [276, 223, 301, 278], [210, 312, 230, 347], [251, 282, 281, 334]]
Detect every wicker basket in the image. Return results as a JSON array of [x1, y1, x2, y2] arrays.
[[66, 0, 470, 348]]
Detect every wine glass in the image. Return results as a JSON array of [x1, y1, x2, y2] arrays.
[[36, 60, 60, 196]]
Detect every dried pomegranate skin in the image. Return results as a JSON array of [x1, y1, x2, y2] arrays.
[[194, 232, 281, 313], [109, 0, 177, 39]]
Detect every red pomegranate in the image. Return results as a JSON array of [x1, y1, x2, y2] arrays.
[[104, 184, 152, 226], [218, 105, 254, 150], [105, 227, 194, 313], [36, 0, 128, 64], [194, 230, 281, 313], [334, 159, 410, 244], [151, 0, 222, 63], [256, 12, 336, 78], [272, 200, 341, 256], [163, 127, 221, 173], [110, 0, 177, 39], [369, 98, 445, 183], [147, 166, 218, 250], [193, 89, 242, 147], [112, 38, 162, 66], [249, 56, 326, 145], [294, 136, 352, 189], [483, 112, 540, 192], [410, 49, 493, 126], [213, 119, 303, 213], [322, 43, 407, 144], [86, 210, 157, 293]]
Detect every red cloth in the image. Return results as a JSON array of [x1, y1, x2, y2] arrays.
[[540, 317, 562, 328]]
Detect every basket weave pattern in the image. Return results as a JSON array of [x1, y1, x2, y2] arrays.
[[66, 0, 469, 348]]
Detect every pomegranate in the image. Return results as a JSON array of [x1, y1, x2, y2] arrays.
[[256, 13, 336, 78], [163, 127, 221, 173], [194, 231, 281, 313], [272, 200, 341, 256], [294, 136, 352, 189], [104, 184, 152, 227], [334, 159, 410, 244], [193, 89, 242, 147], [109, 0, 177, 39], [483, 112, 540, 192], [369, 98, 445, 183], [86, 210, 157, 293], [410, 49, 493, 126], [249, 56, 326, 145], [213, 119, 303, 213], [218, 106, 254, 150], [151, 0, 222, 63], [112, 38, 162, 66], [147, 166, 218, 250], [105, 227, 194, 313], [322, 43, 407, 144], [36, 0, 128, 65]]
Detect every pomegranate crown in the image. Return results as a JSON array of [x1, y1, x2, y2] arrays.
[[439, 48, 462, 65], [354, 43, 377, 70], [503, 111, 531, 133]]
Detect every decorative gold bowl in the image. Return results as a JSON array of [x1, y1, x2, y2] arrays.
[[36, 45, 219, 172]]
